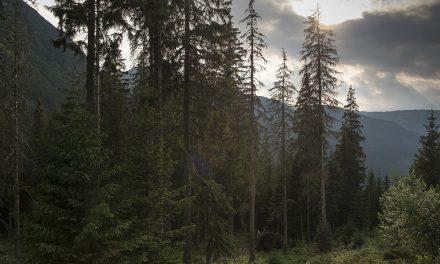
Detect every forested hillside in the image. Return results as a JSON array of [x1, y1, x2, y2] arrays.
[[0, 0, 85, 107], [1, 1, 440, 264]]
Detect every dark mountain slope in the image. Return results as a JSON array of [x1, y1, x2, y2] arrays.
[[0, 0, 85, 107]]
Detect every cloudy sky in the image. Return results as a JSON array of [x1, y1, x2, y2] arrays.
[[33, 0, 440, 111]]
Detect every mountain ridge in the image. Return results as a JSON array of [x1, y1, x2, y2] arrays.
[[259, 96, 433, 176]]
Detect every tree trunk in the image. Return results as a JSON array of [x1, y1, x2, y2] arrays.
[[317, 14, 328, 251], [95, 0, 101, 132], [282, 68, 287, 254], [306, 172, 310, 242], [86, 0, 96, 112], [228, 149, 234, 240], [12, 0, 20, 239], [183, 0, 192, 263], [249, 24, 256, 262], [319, 139, 328, 250], [153, 13, 163, 121], [249, 146, 256, 262], [299, 199, 304, 241]]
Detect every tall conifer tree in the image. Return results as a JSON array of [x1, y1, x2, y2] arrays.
[[269, 49, 295, 252], [333, 86, 366, 226], [299, 7, 339, 250], [241, 0, 267, 260], [293, 65, 320, 242]]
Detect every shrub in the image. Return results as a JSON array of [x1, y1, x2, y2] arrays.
[[379, 174, 440, 261]]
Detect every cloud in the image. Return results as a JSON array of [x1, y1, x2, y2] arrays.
[[335, 1, 440, 79], [232, 0, 440, 110], [350, 66, 434, 110], [334, 1, 440, 110]]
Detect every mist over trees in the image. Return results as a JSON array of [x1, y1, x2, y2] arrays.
[[0, 0, 439, 263]]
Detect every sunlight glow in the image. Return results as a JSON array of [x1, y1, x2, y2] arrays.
[[397, 73, 440, 100], [291, 0, 372, 25]]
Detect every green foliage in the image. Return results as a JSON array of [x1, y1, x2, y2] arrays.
[[25, 96, 182, 264], [255, 243, 387, 264], [119, 104, 183, 264], [411, 110, 440, 186], [330, 247, 386, 264], [379, 173, 440, 261], [25, 97, 139, 263], [328, 87, 367, 229]]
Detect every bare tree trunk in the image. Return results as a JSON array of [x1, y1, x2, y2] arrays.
[[282, 69, 287, 254], [319, 138, 328, 250], [183, 0, 192, 263], [249, 26, 256, 262], [249, 145, 256, 262]]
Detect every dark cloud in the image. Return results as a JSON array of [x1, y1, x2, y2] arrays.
[[335, 2, 440, 79], [231, 0, 440, 110]]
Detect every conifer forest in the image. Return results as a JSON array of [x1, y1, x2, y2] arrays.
[[1, 0, 440, 263]]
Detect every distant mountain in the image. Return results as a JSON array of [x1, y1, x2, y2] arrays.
[[361, 110, 440, 136], [0, 1, 85, 107], [259, 96, 432, 176]]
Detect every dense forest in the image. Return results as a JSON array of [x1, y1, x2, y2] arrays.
[[1, 0, 440, 263]]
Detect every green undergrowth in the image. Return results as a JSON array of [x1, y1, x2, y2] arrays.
[[208, 235, 435, 264]]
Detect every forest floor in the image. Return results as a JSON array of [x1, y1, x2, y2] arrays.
[[0, 236, 418, 264], [212, 235, 413, 264]]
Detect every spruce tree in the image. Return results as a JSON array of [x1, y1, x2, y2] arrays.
[[178, 0, 232, 262], [299, 7, 340, 250], [293, 64, 320, 242], [269, 49, 295, 252], [333, 86, 366, 227], [241, 0, 267, 260], [120, 102, 183, 264], [27, 98, 130, 263], [412, 110, 440, 186], [222, 16, 246, 242]]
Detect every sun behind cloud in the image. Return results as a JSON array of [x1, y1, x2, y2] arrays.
[[291, 0, 373, 25]]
